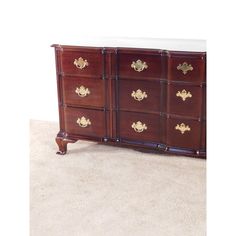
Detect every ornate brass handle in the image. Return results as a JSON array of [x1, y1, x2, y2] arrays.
[[73, 57, 89, 69], [175, 123, 191, 134], [75, 85, 90, 97], [131, 59, 148, 72], [76, 116, 91, 128], [131, 121, 147, 133], [176, 89, 192, 101], [177, 62, 193, 75], [131, 89, 147, 101]]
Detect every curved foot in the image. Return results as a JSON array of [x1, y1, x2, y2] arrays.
[[56, 150, 67, 155], [55, 134, 77, 155]]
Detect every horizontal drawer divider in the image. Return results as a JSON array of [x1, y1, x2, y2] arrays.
[[62, 105, 205, 120], [64, 104, 106, 111], [59, 73, 103, 79], [118, 109, 204, 121], [119, 108, 161, 115], [118, 76, 164, 81], [117, 77, 206, 85], [165, 113, 204, 121], [166, 80, 206, 86]]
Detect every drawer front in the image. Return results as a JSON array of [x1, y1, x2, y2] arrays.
[[166, 117, 201, 150], [167, 84, 205, 117], [118, 52, 162, 79], [119, 80, 161, 112], [119, 111, 161, 142], [62, 77, 105, 108], [64, 107, 106, 137], [61, 49, 103, 77], [168, 53, 206, 82]]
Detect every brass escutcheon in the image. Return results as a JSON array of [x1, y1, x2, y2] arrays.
[[131, 121, 147, 133], [131, 59, 148, 72], [175, 123, 191, 134], [75, 85, 90, 97], [177, 62, 193, 75], [131, 89, 148, 101], [76, 116, 91, 128], [176, 89, 192, 101], [74, 57, 89, 69]]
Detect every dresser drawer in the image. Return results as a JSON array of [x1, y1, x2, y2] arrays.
[[166, 117, 201, 150], [168, 52, 206, 82], [61, 49, 103, 77], [118, 51, 162, 79], [119, 80, 161, 112], [119, 111, 161, 142], [64, 107, 106, 138], [62, 76, 105, 108], [167, 83, 205, 117]]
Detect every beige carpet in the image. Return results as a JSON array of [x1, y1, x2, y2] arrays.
[[30, 120, 206, 236]]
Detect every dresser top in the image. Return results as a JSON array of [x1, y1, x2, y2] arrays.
[[55, 37, 206, 52]]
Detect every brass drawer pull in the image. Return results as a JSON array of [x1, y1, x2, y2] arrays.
[[75, 85, 90, 97], [76, 116, 91, 128], [131, 121, 147, 133], [177, 62, 193, 75], [175, 123, 191, 134], [131, 89, 147, 101], [74, 57, 89, 69], [176, 89, 192, 101], [131, 59, 148, 72]]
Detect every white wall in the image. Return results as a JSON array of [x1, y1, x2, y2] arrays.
[[3, 0, 209, 122]]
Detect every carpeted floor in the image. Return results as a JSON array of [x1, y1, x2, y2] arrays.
[[30, 120, 206, 236]]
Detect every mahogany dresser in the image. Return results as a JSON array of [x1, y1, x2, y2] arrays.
[[52, 39, 206, 158]]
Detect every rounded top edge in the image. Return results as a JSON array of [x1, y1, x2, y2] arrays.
[[51, 37, 206, 52]]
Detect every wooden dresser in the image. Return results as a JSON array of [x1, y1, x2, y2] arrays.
[[52, 39, 206, 158]]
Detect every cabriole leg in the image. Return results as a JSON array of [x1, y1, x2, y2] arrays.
[[55, 136, 76, 155]]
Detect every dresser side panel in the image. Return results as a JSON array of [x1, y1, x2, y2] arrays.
[[54, 46, 65, 132]]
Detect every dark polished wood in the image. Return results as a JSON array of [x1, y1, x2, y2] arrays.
[[64, 107, 106, 138], [62, 76, 105, 108], [166, 83, 203, 118], [119, 79, 161, 113], [201, 120, 206, 150], [119, 111, 161, 142], [61, 48, 103, 77], [167, 51, 206, 82], [118, 50, 163, 79], [52, 44, 206, 158], [166, 116, 201, 150]]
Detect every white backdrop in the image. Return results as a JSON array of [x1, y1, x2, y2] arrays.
[[3, 0, 209, 122], [1, 0, 236, 236]]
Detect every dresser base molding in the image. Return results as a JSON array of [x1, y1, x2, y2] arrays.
[[55, 133, 206, 158]]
